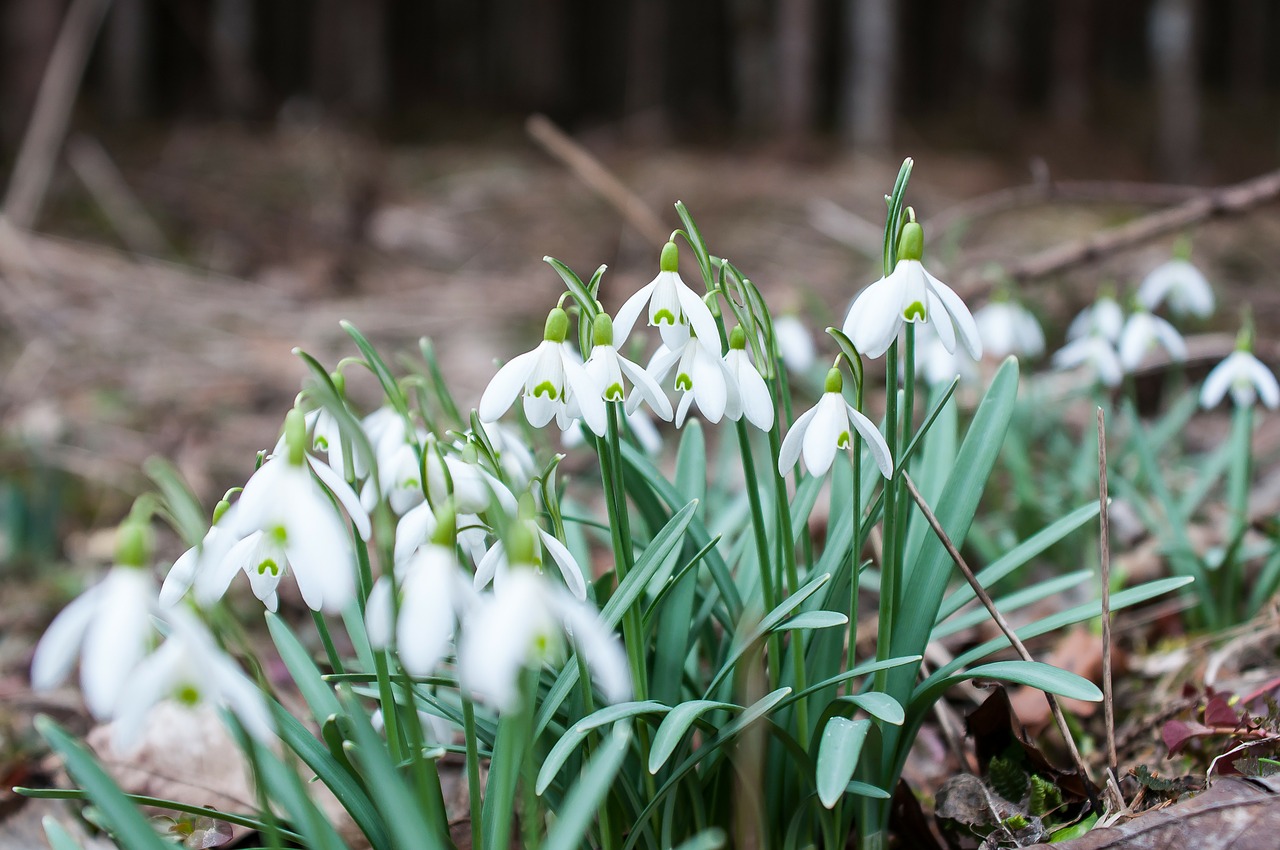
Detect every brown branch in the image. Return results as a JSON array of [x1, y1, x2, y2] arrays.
[[900, 471, 1099, 810], [1098, 407, 1123, 812], [525, 113, 669, 248]]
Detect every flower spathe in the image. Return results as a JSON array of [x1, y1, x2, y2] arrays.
[[479, 307, 607, 436], [612, 241, 720, 348], [778, 369, 893, 479], [842, 222, 982, 361], [1139, 258, 1214, 318], [1201, 350, 1280, 409]]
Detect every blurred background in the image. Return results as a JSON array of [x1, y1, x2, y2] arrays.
[[0, 0, 1278, 565]]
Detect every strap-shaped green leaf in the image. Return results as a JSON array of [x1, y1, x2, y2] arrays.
[[838, 692, 904, 726], [918, 660, 1102, 709], [542, 724, 633, 850], [537, 701, 669, 795], [816, 717, 871, 808], [775, 610, 848, 632], [648, 700, 738, 774], [266, 612, 342, 723]]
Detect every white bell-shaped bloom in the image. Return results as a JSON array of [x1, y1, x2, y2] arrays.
[[1138, 258, 1214, 318], [1052, 335, 1124, 387], [479, 421, 538, 491], [458, 566, 629, 712], [366, 543, 476, 677], [473, 514, 588, 600], [1117, 310, 1187, 372], [110, 607, 273, 753], [640, 325, 741, 427], [912, 320, 979, 387], [613, 241, 720, 349], [722, 327, 774, 430], [842, 222, 981, 361], [31, 563, 155, 720], [772, 315, 816, 372], [584, 314, 674, 421], [1201, 350, 1280, 409], [422, 435, 517, 516], [359, 414, 428, 515], [1066, 296, 1124, 343], [159, 514, 237, 609], [973, 300, 1044, 359], [778, 369, 893, 479], [479, 307, 607, 436]]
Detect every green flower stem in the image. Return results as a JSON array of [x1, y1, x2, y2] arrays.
[[875, 340, 901, 695], [397, 677, 453, 849], [735, 417, 782, 690], [484, 668, 537, 850], [1224, 402, 1254, 624], [767, 425, 809, 748], [355, 535, 404, 764], [310, 611, 345, 677], [462, 698, 484, 850], [848, 372, 864, 693]]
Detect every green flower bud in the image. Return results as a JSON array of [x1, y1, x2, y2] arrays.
[[824, 367, 844, 394], [284, 408, 307, 466], [115, 519, 153, 568], [593, 313, 615, 348], [543, 307, 570, 343], [729, 326, 747, 351], [897, 221, 924, 263], [660, 241, 679, 273]]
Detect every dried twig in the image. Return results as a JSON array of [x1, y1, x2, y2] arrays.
[[1098, 407, 1122, 811], [900, 471, 1099, 811], [67, 135, 172, 256], [525, 114, 668, 248]]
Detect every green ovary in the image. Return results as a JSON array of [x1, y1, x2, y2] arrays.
[[175, 684, 201, 706]]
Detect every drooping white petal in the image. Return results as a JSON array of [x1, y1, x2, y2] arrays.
[[474, 540, 505, 590], [674, 390, 696, 428], [800, 394, 846, 476], [159, 546, 200, 609], [194, 530, 260, 606], [778, 403, 821, 474], [365, 577, 395, 648], [773, 316, 815, 371], [725, 349, 774, 431], [612, 280, 657, 345], [394, 501, 438, 565], [563, 354, 608, 436], [1246, 355, 1280, 409], [1139, 259, 1214, 318], [673, 278, 722, 347], [555, 596, 631, 704], [539, 529, 587, 600], [82, 568, 153, 718], [626, 409, 664, 454], [690, 344, 728, 423], [846, 404, 894, 478], [618, 354, 674, 420], [924, 291, 956, 353], [926, 272, 982, 359], [478, 349, 540, 423], [843, 276, 903, 359], [30, 584, 103, 692], [307, 455, 371, 541], [397, 566, 456, 677], [110, 640, 184, 752]]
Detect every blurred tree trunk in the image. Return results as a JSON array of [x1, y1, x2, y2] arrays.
[[1228, 0, 1267, 105], [972, 0, 1018, 126], [625, 0, 667, 139], [728, 0, 772, 136], [211, 0, 257, 118], [777, 0, 816, 148], [103, 0, 149, 122], [312, 0, 388, 121], [1051, 0, 1092, 128], [1, 0, 65, 146], [1149, 0, 1200, 181], [842, 0, 896, 150]]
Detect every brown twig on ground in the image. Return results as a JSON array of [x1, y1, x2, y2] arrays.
[[525, 114, 669, 248], [900, 471, 1099, 811], [66, 135, 173, 257], [1097, 407, 1123, 812], [1, 0, 111, 229]]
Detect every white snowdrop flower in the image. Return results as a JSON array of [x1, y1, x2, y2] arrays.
[[1139, 258, 1214, 318], [479, 421, 538, 492], [778, 368, 893, 479], [912, 320, 979, 387], [1052, 335, 1124, 388], [640, 324, 741, 427], [159, 504, 237, 609], [772, 315, 816, 372], [360, 414, 427, 516], [584, 314, 673, 421], [111, 607, 273, 753], [723, 327, 775, 430], [366, 539, 476, 677], [973, 300, 1045, 359], [1201, 349, 1280, 410], [842, 221, 981, 361], [210, 410, 368, 613], [473, 497, 587, 600], [31, 523, 156, 719], [1066, 295, 1124, 343], [612, 241, 720, 349], [459, 555, 629, 713], [479, 307, 607, 437], [1118, 309, 1188, 372], [423, 434, 517, 516]]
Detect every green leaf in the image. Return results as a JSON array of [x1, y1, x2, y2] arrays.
[[266, 612, 342, 723], [649, 700, 738, 774], [542, 724, 632, 850], [247, 734, 348, 850], [817, 717, 872, 808], [143, 457, 207, 546], [42, 817, 86, 850], [671, 828, 727, 850], [544, 256, 600, 322], [537, 701, 669, 795], [924, 661, 1102, 707], [707, 572, 830, 694], [846, 781, 892, 799], [340, 321, 410, 417], [776, 610, 848, 631], [934, 571, 1092, 640], [839, 692, 904, 726], [35, 716, 170, 850]]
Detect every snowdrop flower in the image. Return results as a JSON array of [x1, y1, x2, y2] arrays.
[[1117, 308, 1187, 372], [913, 320, 979, 387], [1201, 322, 1279, 409], [111, 607, 273, 753], [209, 410, 369, 613], [360, 414, 428, 515], [159, 499, 237, 609], [423, 435, 516, 516], [640, 324, 741, 427], [474, 495, 587, 599], [367, 516, 477, 676], [772, 314, 816, 372], [723, 327, 774, 430], [1052, 335, 1124, 387], [842, 220, 981, 361], [1066, 295, 1124, 343], [479, 421, 538, 491], [393, 496, 490, 567], [479, 307, 607, 436], [31, 521, 157, 719], [584, 313, 673, 421], [1139, 258, 1214, 318], [613, 241, 720, 349], [973, 299, 1045, 359], [778, 368, 893, 479], [458, 530, 629, 712]]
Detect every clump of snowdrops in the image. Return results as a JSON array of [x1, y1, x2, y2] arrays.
[[20, 160, 1201, 849]]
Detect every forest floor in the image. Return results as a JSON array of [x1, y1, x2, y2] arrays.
[[4, 124, 1280, 847]]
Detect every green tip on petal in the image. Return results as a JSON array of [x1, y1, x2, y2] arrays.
[[211, 499, 231, 525], [729, 326, 747, 350], [593, 313, 614, 348], [115, 519, 153, 568], [507, 520, 537, 566], [431, 500, 457, 546], [660, 241, 679, 273], [897, 221, 924, 263], [284, 408, 307, 466], [903, 301, 926, 321], [824, 368, 844, 394], [544, 307, 570, 343]]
